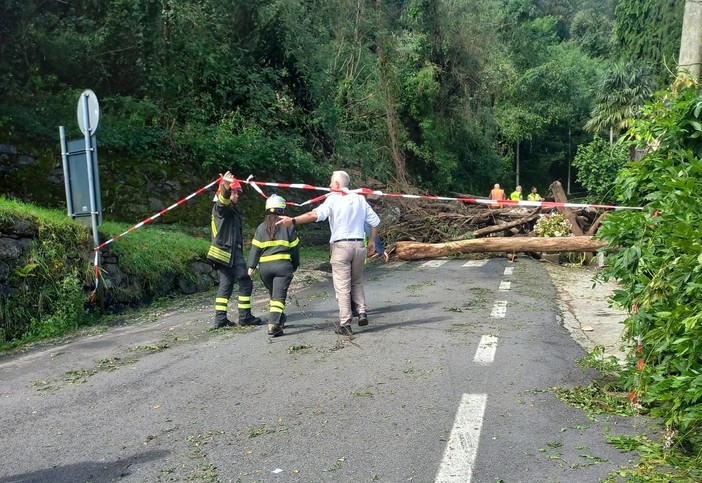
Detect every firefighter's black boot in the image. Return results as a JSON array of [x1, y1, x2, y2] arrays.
[[238, 309, 263, 326], [214, 311, 235, 329]]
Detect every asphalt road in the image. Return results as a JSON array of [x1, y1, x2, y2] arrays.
[[0, 257, 652, 483]]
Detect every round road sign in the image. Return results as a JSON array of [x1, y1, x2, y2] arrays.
[[77, 89, 100, 134]]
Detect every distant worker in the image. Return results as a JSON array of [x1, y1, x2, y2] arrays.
[[248, 194, 300, 337], [489, 183, 505, 201], [207, 171, 263, 329], [527, 187, 542, 201], [510, 185, 523, 201]]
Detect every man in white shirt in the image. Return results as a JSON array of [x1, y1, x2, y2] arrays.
[[277, 171, 380, 335]]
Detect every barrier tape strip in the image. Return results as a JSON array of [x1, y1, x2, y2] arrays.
[[90, 177, 221, 299], [89, 174, 644, 299], [240, 178, 644, 211]]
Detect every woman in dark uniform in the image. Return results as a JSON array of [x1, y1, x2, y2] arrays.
[[248, 194, 300, 337]]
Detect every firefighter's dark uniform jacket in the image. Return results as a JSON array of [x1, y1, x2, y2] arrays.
[[248, 222, 300, 327], [248, 224, 300, 272], [207, 186, 259, 327], [207, 186, 244, 267]]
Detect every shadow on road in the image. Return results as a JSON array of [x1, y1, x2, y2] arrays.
[[0, 449, 169, 483]]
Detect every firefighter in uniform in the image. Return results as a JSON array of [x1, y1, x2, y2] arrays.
[[207, 171, 262, 328], [247, 194, 300, 337]]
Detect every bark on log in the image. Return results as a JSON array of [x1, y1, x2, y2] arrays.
[[549, 180, 584, 236], [394, 236, 607, 260], [471, 208, 540, 238], [586, 212, 607, 236]]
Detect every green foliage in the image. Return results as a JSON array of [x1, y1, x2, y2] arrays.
[[604, 435, 702, 482], [613, 0, 683, 88], [0, 198, 214, 349], [570, 9, 613, 59], [0, 0, 629, 201], [533, 213, 572, 237], [572, 136, 629, 203], [584, 61, 656, 137], [99, 221, 210, 294], [27, 276, 88, 339], [495, 16, 602, 189], [597, 79, 702, 449], [0, 197, 93, 347]]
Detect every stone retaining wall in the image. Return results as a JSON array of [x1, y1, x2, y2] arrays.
[[0, 216, 218, 316]]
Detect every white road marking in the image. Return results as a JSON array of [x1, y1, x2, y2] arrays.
[[462, 260, 488, 267], [434, 393, 488, 482], [503, 267, 514, 275], [499, 281, 511, 291], [473, 335, 498, 364], [421, 260, 448, 268], [490, 301, 507, 318], [382, 261, 406, 268]]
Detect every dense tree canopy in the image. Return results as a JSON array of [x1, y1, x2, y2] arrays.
[[0, 0, 683, 201]]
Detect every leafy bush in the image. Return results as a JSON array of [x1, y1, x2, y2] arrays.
[[0, 197, 94, 348], [597, 76, 702, 450], [0, 199, 213, 350], [572, 136, 629, 203], [533, 213, 572, 237]]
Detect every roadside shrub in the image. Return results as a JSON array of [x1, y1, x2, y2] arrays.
[[27, 275, 89, 339], [533, 213, 572, 237], [572, 136, 629, 204], [597, 76, 702, 450]]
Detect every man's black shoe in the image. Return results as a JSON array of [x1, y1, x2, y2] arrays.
[[358, 313, 369, 326], [335, 324, 353, 336]]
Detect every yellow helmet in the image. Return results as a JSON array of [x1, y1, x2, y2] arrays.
[[265, 194, 286, 213]]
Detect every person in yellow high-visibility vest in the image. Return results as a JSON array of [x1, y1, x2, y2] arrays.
[[510, 185, 523, 201], [248, 194, 300, 337], [527, 186, 542, 201]]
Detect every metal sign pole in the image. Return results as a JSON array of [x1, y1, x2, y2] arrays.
[[58, 126, 75, 219], [80, 94, 100, 247]]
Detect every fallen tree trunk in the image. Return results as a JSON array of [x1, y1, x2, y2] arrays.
[[394, 236, 607, 260], [470, 208, 541, 238], [550, 180, 584, 236]]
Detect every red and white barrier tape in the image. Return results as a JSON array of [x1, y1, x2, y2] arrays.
[[89, 174, 643, 299], [241, 177, 644, 211], [90, 177, 221, 299]]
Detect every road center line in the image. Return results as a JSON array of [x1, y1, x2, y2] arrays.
[[434, 393, 488, 482], [503, 267, 514, 275], [498, 281, 511, 291], [473, 335, 498, 364], [490, 301, 507, 318]]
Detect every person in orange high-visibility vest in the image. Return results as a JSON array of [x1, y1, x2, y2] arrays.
[[489, 183, 505, 202]]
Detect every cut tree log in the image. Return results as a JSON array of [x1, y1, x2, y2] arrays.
[[586, 212, 607, 236], [549, 180, 584, 236], [394, 236, 607, 260], [471, 208, 540, 238]]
